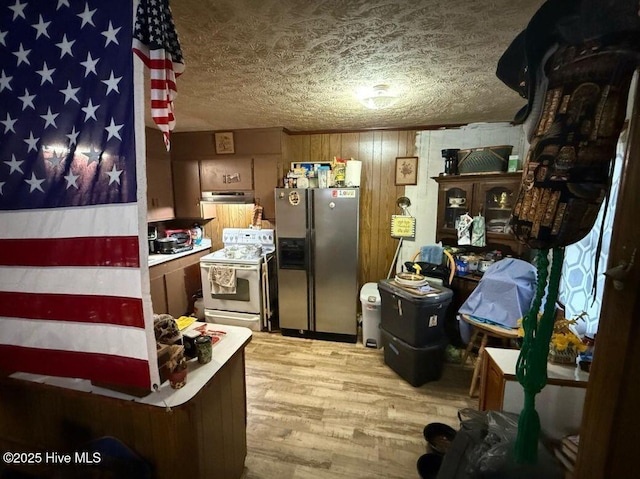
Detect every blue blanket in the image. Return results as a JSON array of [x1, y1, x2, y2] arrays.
[[420, 244, 444, 264], [458, 258, 537, 343]]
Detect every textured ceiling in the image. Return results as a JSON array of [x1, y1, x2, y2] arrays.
[[154, 0, 546, 133]]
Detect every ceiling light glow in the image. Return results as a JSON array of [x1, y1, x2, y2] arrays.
[[358, 84, 399, 110]]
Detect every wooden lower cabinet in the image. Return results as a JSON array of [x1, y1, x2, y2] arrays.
[[149, 275, 167, 314], [480, 348, 511, 411], [0, 349, 249, 479], [149, 250, 209, 317], [480, 347, 589, 440]]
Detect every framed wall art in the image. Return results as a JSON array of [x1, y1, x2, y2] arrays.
[[395, 156, 418, 185], [214, 131, 235, 154]]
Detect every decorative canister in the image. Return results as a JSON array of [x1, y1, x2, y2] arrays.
[[460, 255, 479, 272], [548, 344, 578, 365], [195, 335, 213, 365], [455, 258, 469, 275], [169, 368, 187, 389], [190, 223, 203, 245]]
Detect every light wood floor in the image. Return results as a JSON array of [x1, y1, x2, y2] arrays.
[[241, 332, 477, 479]]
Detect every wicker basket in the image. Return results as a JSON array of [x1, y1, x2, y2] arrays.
[[457, 145, 513, 174], [548, 344, 578, 364]]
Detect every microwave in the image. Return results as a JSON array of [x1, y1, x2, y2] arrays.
[[165, 229, 192, 247]]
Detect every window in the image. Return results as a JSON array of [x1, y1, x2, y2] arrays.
[[559, 135, 625, 336]]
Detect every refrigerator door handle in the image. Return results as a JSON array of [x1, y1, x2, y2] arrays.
[[308, 190, 315, 332]]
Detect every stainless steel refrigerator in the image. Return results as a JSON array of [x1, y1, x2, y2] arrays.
[[275, 187, 359, 341]]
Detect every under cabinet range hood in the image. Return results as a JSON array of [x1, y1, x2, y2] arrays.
[[201, 191, 255, 204]]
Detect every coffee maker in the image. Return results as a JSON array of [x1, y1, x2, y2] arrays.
[[441, 149, 460, 176], [148, 225, 158, 254]]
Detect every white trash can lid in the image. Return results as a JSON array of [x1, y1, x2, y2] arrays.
[[360, 282, 381, 305]]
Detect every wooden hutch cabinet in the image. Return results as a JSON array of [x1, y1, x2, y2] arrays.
[[433, 173, 528, 345], [433, 172, 525, 256]]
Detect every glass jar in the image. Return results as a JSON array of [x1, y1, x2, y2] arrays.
[[334, 162, 346, 187], [195, 335, 212, 364]]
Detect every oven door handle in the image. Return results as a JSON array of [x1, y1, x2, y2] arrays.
[[200, 263, 260, 272], [261, 258, 271, 324]]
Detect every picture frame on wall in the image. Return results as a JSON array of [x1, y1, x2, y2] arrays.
[[395, 156, 418, 185], [214, 131, 235, 154]]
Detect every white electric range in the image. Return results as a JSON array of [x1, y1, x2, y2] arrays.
[[199, 228, 277, 331]]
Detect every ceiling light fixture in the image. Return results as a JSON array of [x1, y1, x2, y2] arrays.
[[358, 84, 399, 110]]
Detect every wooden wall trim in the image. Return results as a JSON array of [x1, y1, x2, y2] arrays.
[[283, 123, 466, 136]]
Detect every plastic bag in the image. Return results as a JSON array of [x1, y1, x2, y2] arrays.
[[457, 409, 520, 475], [457, 409, 564, 478]]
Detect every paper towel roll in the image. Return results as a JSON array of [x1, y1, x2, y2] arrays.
[[345, 160, 362, 187]]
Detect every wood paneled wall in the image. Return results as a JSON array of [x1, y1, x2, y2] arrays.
[[199, 130, 417, 285], [283, 130, 417, 286], [203, 205, 273, 251]]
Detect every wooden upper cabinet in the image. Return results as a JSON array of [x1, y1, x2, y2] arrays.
[[170, 128, 283, 161], [168, 129, 284, 220], [252, 154, 280, 220], [433, 172, 525, 256], [172, 160, 217, 220], [146, 128, 175, 222], [172, 160, 200, 218], [200, 158, 253, 191]]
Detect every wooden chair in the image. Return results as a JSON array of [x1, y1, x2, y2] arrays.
[[459, 313, 520, 397], [409, 249, 456, 285]]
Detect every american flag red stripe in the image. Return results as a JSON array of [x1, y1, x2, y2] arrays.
[[136, 57, 184, 76], [0, 237, 140, 267], [0, 292, 144, 327], [0, 345, 150, 389], [150, 78, 178, 90]]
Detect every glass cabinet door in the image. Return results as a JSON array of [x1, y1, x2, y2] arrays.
[[476, 179, 521, 236], [441, 185, 472, 231]]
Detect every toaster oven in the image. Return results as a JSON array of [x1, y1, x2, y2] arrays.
[[164, 229, 193, 247]]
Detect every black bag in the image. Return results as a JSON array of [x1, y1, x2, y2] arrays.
[[404, 261, 451, 286]]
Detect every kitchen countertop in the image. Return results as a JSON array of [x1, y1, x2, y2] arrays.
[[9, 323, 252, 408], [148, 238, 212, 267], [485, 347, 589, 385]]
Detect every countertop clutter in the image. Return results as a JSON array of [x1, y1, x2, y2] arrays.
[[148, 238, 212, 267]]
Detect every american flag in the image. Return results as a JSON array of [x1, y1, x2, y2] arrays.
[[0, 0, 158, 390], [132, 0, 184, 151]]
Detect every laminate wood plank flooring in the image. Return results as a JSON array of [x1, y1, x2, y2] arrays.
[[241, 332, 476, 479]]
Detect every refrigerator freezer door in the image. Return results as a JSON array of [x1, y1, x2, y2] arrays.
[[277, 269, 309, 330], [275, 188, 310, 331], [312, 188, 359, 335], [274, 189, 308, 238]]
